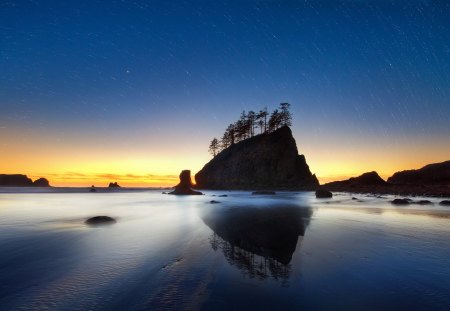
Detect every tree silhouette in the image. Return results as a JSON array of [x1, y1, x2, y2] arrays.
[[247, 110, 256, 137], [268, 109, 282, 132], [257, 107, 269, 133], [209, 103, 293, 155], [209, 138, 219, 157], [279, 103, 292, 126]]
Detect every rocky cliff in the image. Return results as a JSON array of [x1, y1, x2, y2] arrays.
[[195, 126, 318, 190], [387, 161, 450, 186]]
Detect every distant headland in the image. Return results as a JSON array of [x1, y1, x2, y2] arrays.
[[0, 174, 50, 187]]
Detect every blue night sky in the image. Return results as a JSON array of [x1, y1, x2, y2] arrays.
[[1, 0, 449, 186]]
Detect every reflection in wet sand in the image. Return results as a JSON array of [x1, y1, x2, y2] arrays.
[[201, 205, 312, 281]]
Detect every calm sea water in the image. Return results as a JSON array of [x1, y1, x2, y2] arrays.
[[0, 189, 449, 310]]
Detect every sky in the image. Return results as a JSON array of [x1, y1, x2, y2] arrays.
[[1, 0, 449, 187]]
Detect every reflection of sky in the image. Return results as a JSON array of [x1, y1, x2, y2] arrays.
[[1, 1, 449, 186]]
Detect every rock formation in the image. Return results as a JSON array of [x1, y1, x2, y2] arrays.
[[168, 170, 203, 195], [315, 189, 332, 198], [0, 174, 51, 187], [108, 182, 121, 188], [324, 171, 387, 190], [33, 178, 50, 187], [195, 126, 318, 190], [85, 216, 116, 226], [387, 161, 450, 186]]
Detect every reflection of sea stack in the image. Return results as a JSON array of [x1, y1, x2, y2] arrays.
[[202, 205, 312, 265], [168, 170, 203, 195]]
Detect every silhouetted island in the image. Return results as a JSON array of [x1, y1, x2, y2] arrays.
[[0, 174, 51, 187], [108, 182, 121, 188], [195, 126, 318, 190], [323, 162, 450, 196], [168, 170, 203, 195], [387, 161, 450, 185]]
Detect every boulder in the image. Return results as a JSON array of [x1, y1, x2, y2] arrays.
[[316, 189, 332, 198], [391, 198, 410, 205], [85, 216, 116, 226], [168, 170, 203, 195], [195, 126, 318, 190]]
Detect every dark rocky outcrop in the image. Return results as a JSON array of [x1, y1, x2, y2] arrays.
[[195, 126, 318, 190], [85, 216, 116, 226], [168, 170, 203, 195], [108, 182, 121, 188], [33, 178, 50, 187], [387, 161, 450, 186], [89, 185, 96, 192], [0, 174, 51, 187], [391, 198, 410, 205], [440, 200, 450, 206], [324, 171, 386, 190], [316, 189, 332, 198]]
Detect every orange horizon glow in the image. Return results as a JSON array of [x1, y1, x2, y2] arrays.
[[1, 124, 448, 187]]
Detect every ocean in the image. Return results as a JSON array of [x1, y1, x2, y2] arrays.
[[0, 189, 449, 310]]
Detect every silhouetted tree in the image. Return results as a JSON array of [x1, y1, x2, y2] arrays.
[[257, 107, 269, 133], [247, 110, 256, 137], [268, 109, 282, 132], [209, 138, 219, 157], [279, 103, 292, 126]]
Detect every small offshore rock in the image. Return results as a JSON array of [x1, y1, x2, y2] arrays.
[[168, 170, 203, 195], [439, 200, 450, 206], [89, 185, 97, 192], [316, 189, 332, 198], [210, 200, 220, 204], [252, 191, 276, 195], [108, 182, 121, 188], [85, 216, 116, 226], [218, 194, 228, 197], [391, 198, 410, 205]]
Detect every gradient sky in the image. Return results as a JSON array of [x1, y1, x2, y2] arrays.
[[1, 0, 449, 187]]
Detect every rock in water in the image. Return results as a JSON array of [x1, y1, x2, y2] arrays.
[[85, 216, 116, 226], [168, 170, 203, 195], [391, 198, 410, 205], [316, 189, 332, 198], [195, 126, 318, 190], [108, 182, 121, 188], [439, 200, 450, 206]]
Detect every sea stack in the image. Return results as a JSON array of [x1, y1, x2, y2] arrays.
[[169, 170, 203, 195], [195, 126, 318, 190]]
